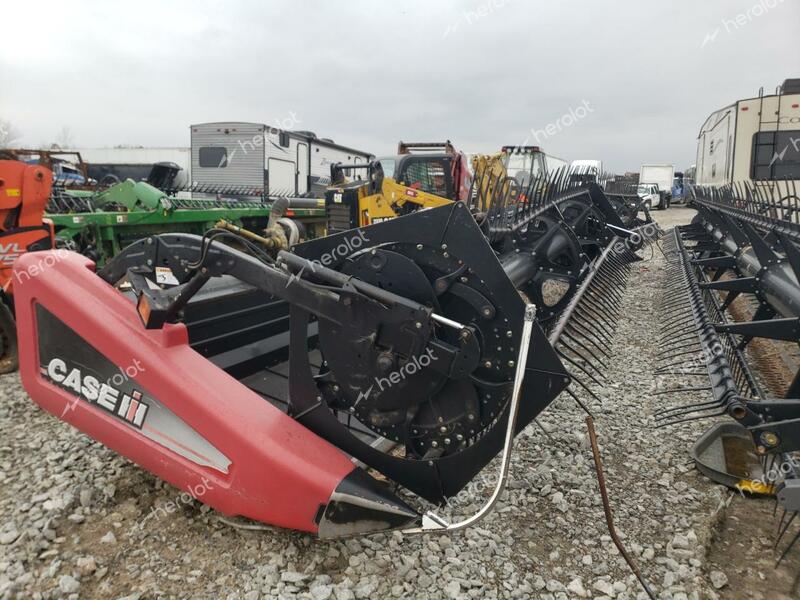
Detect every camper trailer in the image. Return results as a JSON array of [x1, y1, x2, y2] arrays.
[[695, 78, 800, 195], [190, 122, 373, 197]]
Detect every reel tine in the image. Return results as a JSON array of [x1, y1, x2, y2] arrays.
[[573, 312, 614, 346], [776, 510, 796, 548], [567, 370, 604, 404], [565, 322, 611, 357], [557, 349, 604, 387], [654, 407, 728, 428], [558, 337, 606, 378], [652, 386, 712, 396], [561, 330, 608, 369], [776, 519, 800, 566], [653, 399, 724, 421], [655, 347, 703, 365], [565, 386, 594, 417], [656, 336, 703, 355]]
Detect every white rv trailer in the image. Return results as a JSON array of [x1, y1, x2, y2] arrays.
[[190, 122, 373, 197], [695, 78, 800, 195]]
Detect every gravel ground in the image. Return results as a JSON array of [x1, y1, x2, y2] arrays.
[[0, 206, 794, 599]]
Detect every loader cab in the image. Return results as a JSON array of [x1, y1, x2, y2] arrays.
[[392, 154, 456, 200], [501, 146, 546, 188]]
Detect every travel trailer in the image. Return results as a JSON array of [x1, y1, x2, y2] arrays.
[[695, 78, 800, 195], [190, 122, 373, 197]]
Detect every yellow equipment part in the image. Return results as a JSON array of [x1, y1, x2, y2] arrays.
[[472, 146, 547, 212], [470, 153, 510, 212], [356, 177, 454, 227]]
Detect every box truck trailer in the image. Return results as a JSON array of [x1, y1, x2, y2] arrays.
[[639, 164, 674, 209]]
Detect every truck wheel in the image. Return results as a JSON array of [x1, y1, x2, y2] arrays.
[[0, 302, 18, 374]]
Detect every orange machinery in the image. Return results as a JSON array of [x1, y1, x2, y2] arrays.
[[0, 160, 54, 372]]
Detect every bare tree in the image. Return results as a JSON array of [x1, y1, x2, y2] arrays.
[[0, 119, 21, 147], [54, 125, 75, 149]]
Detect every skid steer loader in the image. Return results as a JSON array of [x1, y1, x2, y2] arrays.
[[325, 141, 471, 233]]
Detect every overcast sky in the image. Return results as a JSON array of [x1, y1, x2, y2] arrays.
[[2, 0, 798, 172]]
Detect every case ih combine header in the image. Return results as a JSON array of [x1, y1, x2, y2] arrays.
[[7, 157, 656, 539], [662, 181, 800, 563]]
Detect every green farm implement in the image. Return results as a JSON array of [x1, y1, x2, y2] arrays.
[[47, 180, 325, 265]]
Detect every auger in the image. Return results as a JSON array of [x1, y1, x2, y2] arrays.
[[661, 181, 800, 564], [13, 167, 653, 538]]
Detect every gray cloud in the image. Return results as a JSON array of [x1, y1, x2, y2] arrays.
[[1, 0, 798, 172]]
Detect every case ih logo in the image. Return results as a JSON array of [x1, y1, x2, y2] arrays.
[[42, 358, 149, 428], [0, 242, 24, 267]]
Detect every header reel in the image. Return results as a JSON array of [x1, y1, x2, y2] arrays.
[[96, 203, 570, 507], [660, 182, 800, 564]]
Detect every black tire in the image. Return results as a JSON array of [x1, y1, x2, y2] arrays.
[[0, 301, 18, 374]]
